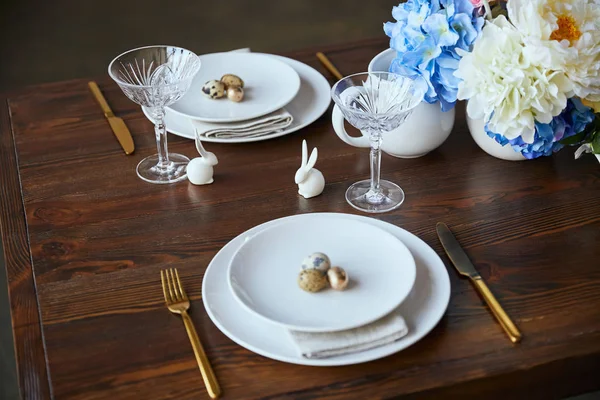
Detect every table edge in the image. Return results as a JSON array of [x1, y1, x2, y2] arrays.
[[0, 96, 52, 399]]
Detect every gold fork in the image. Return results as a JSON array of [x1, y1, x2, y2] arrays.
[[161, 268, 221, 398]]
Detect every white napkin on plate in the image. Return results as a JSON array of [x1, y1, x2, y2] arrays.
[[191, 47, 294, 140], [288, 310, 408, 359], [191, 109, 294, 139]]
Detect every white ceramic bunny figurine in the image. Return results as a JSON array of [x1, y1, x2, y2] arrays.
[[295, 139, 325, 198], [187, 136, 218, 185]]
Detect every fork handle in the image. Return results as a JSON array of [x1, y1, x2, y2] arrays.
[[181, 310, 221, 398]]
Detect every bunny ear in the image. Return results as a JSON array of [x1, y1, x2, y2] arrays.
[[301, 140, 308, 167], [196, 135, 208, 158], [191, 121, 207, 157], [307, 147, 318, 170]]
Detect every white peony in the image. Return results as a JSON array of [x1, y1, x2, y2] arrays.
[[456, 16, 572, 143], [508, 0, 600, 102]]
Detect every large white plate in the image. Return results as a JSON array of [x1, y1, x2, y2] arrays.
[[167, 53, 300, 123], [228, 215, 416, 332], [142, 54, 331, 143], [202, 213, 451, 366]]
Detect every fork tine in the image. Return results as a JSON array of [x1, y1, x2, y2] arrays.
[[174, 268, 187, 300], [168, 268, 180, 301], [165, 268, 175, 302], [160, 270, 169, 304]]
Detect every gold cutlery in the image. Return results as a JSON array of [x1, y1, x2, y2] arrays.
[[436, 223, 522, 343], [161, 268, 221, 398], [316, 52, 344, 81], [88, 81, 135, 155]]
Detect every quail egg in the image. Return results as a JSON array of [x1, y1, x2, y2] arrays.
[[301, 252, 331, 274], [298, 269, 328, 292], [227, 86, 244, 102], [327, 266, 349, 291], [202, 80, 226, 99], [220, 73, 244, 88]]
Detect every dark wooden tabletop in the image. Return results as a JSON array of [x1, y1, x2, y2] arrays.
[[1, 38, 600, 400]]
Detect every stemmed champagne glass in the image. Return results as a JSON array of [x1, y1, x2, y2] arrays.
[[331, 72, 425, 213], [109, 45, 201, 184]]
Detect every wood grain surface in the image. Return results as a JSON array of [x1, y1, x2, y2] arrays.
[[1, 38, 600, 399], [0, 96, 52, 399]]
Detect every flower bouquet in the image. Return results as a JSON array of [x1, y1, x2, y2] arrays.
[[384, 0, 600, 161]]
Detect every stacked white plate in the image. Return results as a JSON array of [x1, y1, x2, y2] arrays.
[[141, 52, 332, 143], [202, 213, 451, 366]]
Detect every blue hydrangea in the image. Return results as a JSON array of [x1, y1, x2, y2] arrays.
[[485, 99, 595, 159], [384, 0, 484, 112]]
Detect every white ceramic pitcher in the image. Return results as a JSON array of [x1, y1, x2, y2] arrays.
[[331, 48, 455, 158], [466, 111, 526, 161]]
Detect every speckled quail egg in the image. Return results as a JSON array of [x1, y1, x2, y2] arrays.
[[327, 267, 349, 291], [298, 269, 328, 292], [202, 80, 226, 99], [301, 252, 331, 274], [227, 86, 244, 102], [220, 74, 244, 88]]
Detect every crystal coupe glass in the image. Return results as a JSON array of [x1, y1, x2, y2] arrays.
[[331, 72, 425, 213], [108, 46, 201, 184]]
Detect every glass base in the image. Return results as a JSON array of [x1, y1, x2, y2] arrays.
[[136, 153, 189, 184], [345, 179, 405, 213]]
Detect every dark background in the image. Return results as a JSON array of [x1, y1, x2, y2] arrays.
[[0, 0, 392, 91]]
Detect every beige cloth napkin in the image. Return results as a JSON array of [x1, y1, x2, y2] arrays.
[[191, 47, 294, 139], [191, 109, 294, 139], [288, 310, 408, 359]]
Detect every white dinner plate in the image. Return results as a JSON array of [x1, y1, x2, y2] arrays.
[[227, 215, 416, 332], [202, 213, 451, 366], [167, 53, 300, 123], [141, 54, 331, 143]]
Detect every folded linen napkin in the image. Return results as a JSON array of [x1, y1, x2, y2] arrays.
[[191, 108, 294, 139], [288, 311, 408, 359]]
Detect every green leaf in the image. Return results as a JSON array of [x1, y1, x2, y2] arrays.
[[561, 114, 600, 146], [560, 131, 588, 145], [591, 132, 600, 154]]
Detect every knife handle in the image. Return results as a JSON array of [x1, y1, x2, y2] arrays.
[[88, 81, 114, 118], [316, 52, 343, 81], [472, 277, 522, 343]]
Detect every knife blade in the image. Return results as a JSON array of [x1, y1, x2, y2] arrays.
[[436, 222, 522, 343], [436, 222, 479, 279], [88, 81, 135, 155]]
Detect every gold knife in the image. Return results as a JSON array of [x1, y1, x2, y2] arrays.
[[436, 222, 522, 343], [316, 52, 344, 81], [88, 81, 135, 155]]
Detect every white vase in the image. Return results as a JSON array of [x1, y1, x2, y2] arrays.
[[466, 111, 527, 161], [331, 48, 454, 159]]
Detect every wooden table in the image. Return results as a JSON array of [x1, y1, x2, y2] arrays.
[[1, 38, 600, 400]]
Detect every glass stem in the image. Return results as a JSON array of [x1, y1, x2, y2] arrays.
[[364, 129, 385, 204], [152, 106, 170, 172], [369, 130, 382, 194]]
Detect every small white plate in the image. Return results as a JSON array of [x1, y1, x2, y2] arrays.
[[141, 54, 331, 143], [227, 215, 416, 333], [167, 53, 300, 123], [202, 213, 451, 366]]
